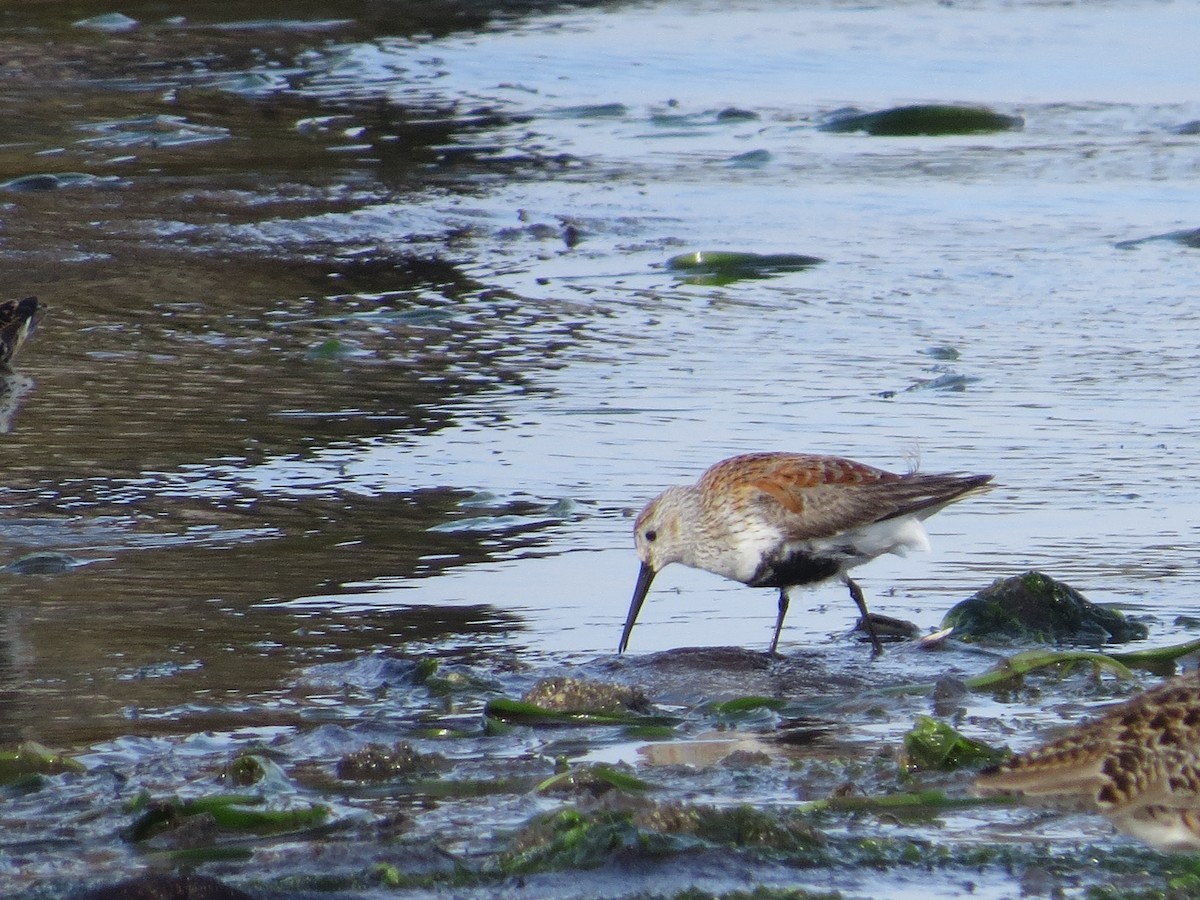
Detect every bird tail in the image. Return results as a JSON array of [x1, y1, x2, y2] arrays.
[[889, 472, 993, 522]]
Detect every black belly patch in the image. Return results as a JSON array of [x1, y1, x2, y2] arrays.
[[749, 551, 843, 589]]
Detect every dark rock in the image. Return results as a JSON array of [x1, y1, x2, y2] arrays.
[[716, 106, 759, 122], [819, 104, 1023, 136], [857, 612, 921, 641], [941, 571, 1149, 645], [931, 676, 969, 717], [2, 552, 82, 575]]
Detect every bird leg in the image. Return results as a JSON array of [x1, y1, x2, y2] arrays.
[[844, 575, 884, 657], [768, 588, 789, 656]]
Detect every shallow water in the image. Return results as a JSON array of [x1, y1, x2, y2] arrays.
[[1, 0, 1200, 896]]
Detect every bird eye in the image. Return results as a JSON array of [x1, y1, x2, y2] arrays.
[[644, 530, 657, 542]]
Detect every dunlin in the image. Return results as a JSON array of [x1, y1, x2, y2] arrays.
[[0, 296, 41, 372], [976, 670, 1200, 851], [619, 452, 992, 655]]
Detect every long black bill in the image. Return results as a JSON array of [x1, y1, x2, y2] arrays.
[[618, 561, 656, 653]]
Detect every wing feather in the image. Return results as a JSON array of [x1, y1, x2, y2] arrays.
[[697, 453, 990, 541]]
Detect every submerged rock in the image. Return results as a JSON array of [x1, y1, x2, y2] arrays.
[[941, 571, 1149, 645], [716, 106, 759, 122], [1, 552, 85, 575], [819, 104, 1023, 136], [0, 173, 115, 192], [337, 742, 448, 781], [726, 148, 771, 167], [71, 13, 139, 33]]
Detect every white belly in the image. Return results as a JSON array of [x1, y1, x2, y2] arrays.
[[720, 515, 932, 585], [807, 515, 932, 566]]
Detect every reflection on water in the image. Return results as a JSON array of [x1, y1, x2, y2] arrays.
[[0, 0, 1197, 729], [0, 0, 1199, 894]]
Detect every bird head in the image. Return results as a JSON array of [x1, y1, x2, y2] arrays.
[[632, 486, 689, 572], [619, 487, 691, 653]]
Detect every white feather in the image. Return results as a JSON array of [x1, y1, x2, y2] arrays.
[[810, 515, 931, 565]]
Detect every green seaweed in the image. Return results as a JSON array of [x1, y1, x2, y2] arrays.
[[304, 338, 357, 360], [216, 802, 327, 833], [536, 763, 652, 794], [423, 668, 501, 695], [684, 805, 824, 852], [499, 808, 672, 874], [224, 754, 267, 787], [123, 793, 329, 842], [413, 657, 440, 683], [0, 741, 85, 781], [707, 696, 789, 715], [800, 789, 1012, 816], [881, 646, 1140, 699], [900, 716, 1008, 772], [963, 648, 1136, 690], [1108, 637, 1200, 674], [665, 251, 823, 285], [148, 846, 256, 865], [622, 724, 678, 740], [485, 697, 680, 728], [482, 716, 515, 736]]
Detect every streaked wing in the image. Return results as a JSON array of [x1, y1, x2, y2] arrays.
[[699, 453, 989, 541], [975, 729, 1110, 799], [978, 671, 1200, 813]]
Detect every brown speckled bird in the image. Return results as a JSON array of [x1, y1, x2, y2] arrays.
[[619, 452, 992, 656], [976, 669, 1200, 851], [0, 296, 41, 372]]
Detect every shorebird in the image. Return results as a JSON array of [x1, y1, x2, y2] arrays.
[[618, 452, 992, 656], [976, 670, 1200, 851], [0, 296, 41, 372]]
